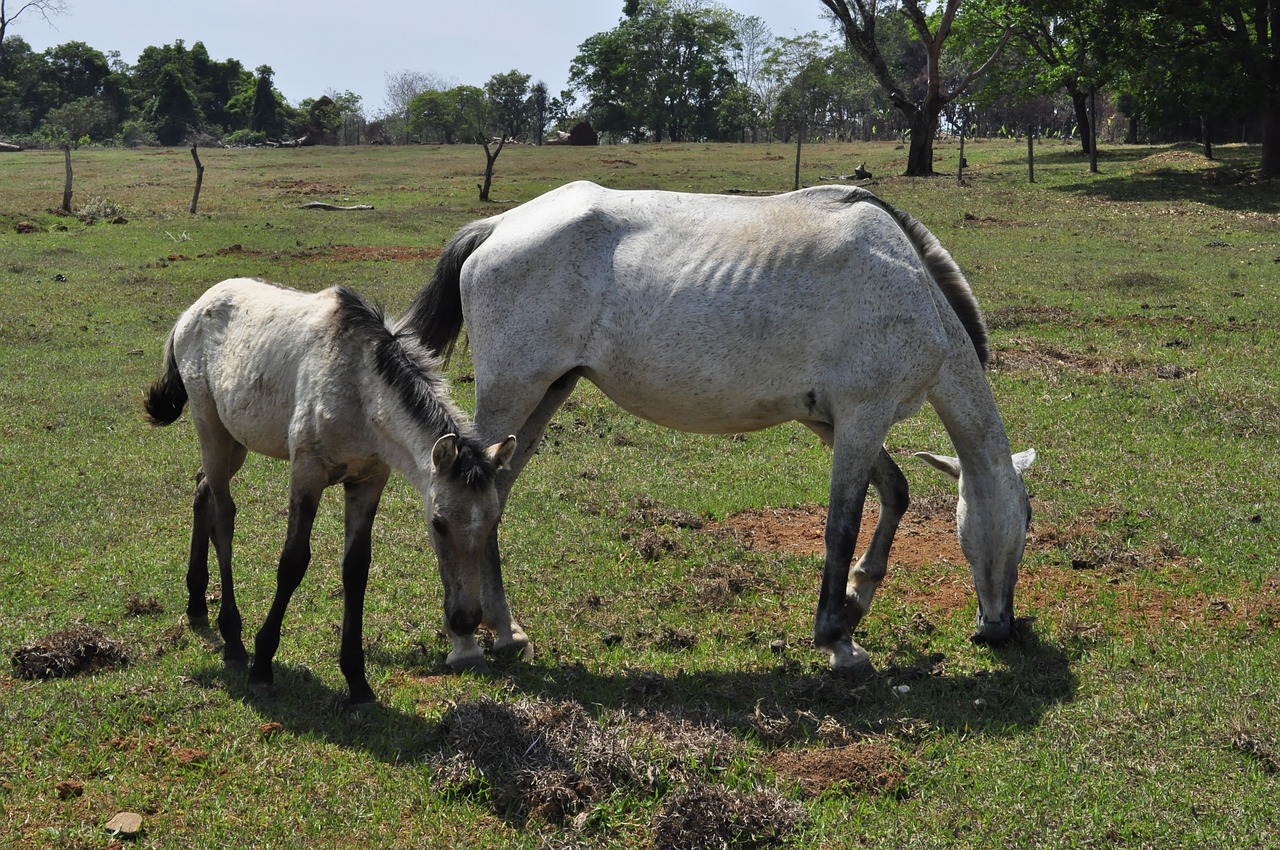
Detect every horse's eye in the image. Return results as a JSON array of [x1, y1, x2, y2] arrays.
[[431, 516, 449, 536]]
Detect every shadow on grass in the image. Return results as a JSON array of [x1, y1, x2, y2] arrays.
[[501, 626, 1078, 742], [187, 621, 1076, 760], [195, 659, 442, 764]]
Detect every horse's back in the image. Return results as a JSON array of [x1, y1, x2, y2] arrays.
[[462, 183, 955, 433], [172, 278, 352, 458]]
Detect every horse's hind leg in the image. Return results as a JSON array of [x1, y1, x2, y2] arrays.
[[846, 448, 909, 631], [196, 430, 249, 665], [334, 474, 388, 707], [249, 464, 325, 697], [186, 470, 213, 628]]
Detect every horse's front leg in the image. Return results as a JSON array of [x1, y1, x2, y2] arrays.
[[475, 373, 580, 662], [249, 474, 322, 696], [814, 428, 883, 676], [335, 476, 387, 707], [844, 448, 909, 632]]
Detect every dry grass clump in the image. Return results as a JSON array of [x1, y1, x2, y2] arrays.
[[430, 696, 653, 825], [652, 783, 804, 850], [12, 625, 129, 679]]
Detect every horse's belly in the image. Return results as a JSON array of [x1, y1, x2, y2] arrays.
[[584, 371, 809, 434]]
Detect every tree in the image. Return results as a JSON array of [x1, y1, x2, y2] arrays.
[[383, 69, 452, 143], [1108, 0, 1279, 176], [570, 0, 740, 142], [529, 81, 549, 144], [485, 69, 533, 139], [143, 63, 201, 145], [0, 0, 68, 63], [820, 0, 1017, 175], [249, 65, 285, 135]]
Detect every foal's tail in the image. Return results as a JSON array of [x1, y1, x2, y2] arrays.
[[143, 332, 188, 426], [398, 217, 499, 363]]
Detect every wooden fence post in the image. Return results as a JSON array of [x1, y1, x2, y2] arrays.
[[189, 145, 205, 215]]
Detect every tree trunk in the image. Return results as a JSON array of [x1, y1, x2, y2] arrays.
[[903, 107, 938, 176], [478, 137, 507, 201], [1263, 101, 1280, 179], [1071, 90, 1092, 155]]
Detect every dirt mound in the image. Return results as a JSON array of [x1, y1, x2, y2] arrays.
[[12, 625, 129, 679], [768, 742, 906, 798], [652, 784, 804, 850]]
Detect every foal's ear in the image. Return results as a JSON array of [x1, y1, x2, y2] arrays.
[[1012, 448, 1037, 476], [914, 451, 961, 481], [486, 435, 517, 470], [431, 434, 460, 474]]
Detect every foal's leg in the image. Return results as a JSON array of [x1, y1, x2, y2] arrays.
[[845, 448, 909, 631], [186, 470, 213, 628], [195, 425, 249, 665], [335, 473, 388, 707], [248, 465, 325, 696], [474, 373, 581, 660]]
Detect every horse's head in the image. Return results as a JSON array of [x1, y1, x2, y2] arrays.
[[916, 448, 1036, 644], [427, 433, 517, 668]]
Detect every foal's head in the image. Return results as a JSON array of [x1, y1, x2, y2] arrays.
[[427, 433, 517, 641]]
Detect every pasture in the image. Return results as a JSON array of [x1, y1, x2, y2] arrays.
[[1, 139, 1277, 848]]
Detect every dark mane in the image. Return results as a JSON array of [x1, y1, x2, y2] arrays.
[[837, 187, 990, 366], [332, 285, 496, 488]]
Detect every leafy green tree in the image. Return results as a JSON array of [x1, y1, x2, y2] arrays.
[[143, 63, 201, 144], [485, 69, 532, 139], [1106, 0, 1279, 175], [820, 0, 1017, 175], [570, 0, 739, 142], [248, 65, 286, 135], [0, 35, 44, 133], [41, 94, 110, 145]]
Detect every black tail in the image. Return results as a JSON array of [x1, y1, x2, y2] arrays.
[[143, 335, 188, 425], [398, 217, 499, 363]]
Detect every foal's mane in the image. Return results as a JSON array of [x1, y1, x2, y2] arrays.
[[331, 285, 496, 488], [837, 188, 990, 366]]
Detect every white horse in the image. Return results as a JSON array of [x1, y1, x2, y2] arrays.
[[404, 181, 1035, 674], [145, 278, 518, 705]]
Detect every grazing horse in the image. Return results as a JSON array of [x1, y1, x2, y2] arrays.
[[144, 278, 517, 704], [404, 181, 1035, 674]]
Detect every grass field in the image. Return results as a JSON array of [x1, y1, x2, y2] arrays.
[[1, 138, 1277, 849]]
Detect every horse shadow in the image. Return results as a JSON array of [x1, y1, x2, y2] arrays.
[[194, 659, 443, 764], [192, 623, 1078, 760], [499, 625, 1079, 742]]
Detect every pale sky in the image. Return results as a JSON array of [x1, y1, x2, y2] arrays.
[[13, 1, 837, 116]]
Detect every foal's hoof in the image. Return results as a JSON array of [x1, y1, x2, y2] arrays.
[[186, 612, 211, 630]]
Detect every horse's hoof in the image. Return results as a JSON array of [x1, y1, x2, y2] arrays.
[[346, 698, 377, 715], [187, 612, 210, 630], [224, 651, 249, 669], [492, 637, 533, 662], [247, 680, 275, 699], [831, 656, 877, 681], [447, 655, 492, 677], [826, 642, 876, 679]]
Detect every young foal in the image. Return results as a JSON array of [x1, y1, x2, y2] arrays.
[[145, 277, 517, 705]]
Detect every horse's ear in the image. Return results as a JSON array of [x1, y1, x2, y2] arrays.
[[432, 434, 460, 475], [914, 451, 961, 481], [487, 435, 517, 470], [1012, 448, 1036, 476]]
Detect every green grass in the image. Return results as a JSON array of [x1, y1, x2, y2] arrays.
[[1, 139, 1278, 849]]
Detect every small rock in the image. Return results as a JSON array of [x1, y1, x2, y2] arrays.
[[769, 639, 786, 654], [973, 698, 988, 708], [105, 811, 143, 837], [601, 632, 623, 647], [893, 684, 910, 695]]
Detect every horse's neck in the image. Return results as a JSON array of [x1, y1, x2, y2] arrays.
[[929, 353, 1016, 483], [372, 400, 457, 491]]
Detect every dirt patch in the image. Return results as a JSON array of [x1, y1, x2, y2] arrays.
[[709, 503, 963, 567], [768, 742, 906, 798], [199, 244, 441, 263], [12, 626, 129, 679]]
